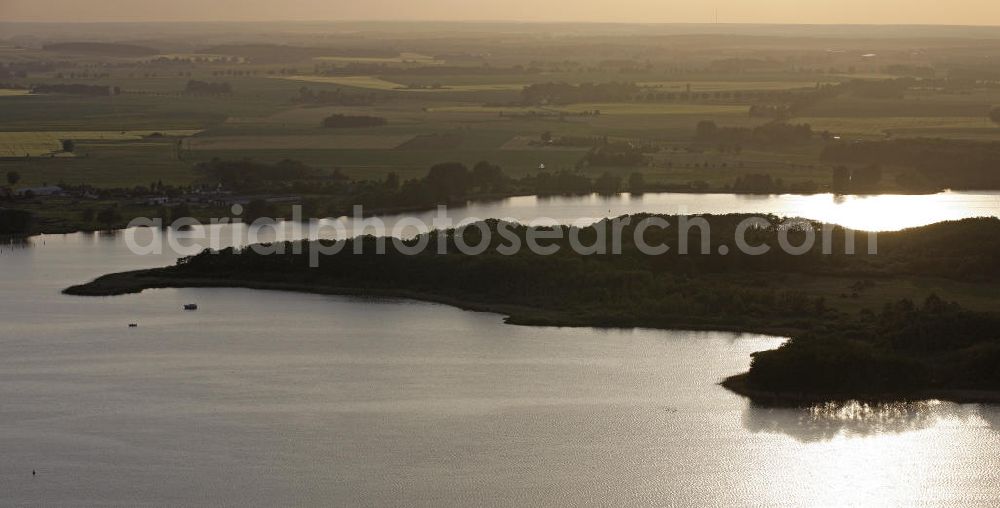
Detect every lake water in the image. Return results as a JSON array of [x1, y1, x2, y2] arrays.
[[2, 192, 1000, 506], [420, 190, 1000, 231], [109, 190, 1000, 253]]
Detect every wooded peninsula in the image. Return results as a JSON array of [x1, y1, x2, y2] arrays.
[[66, 214, 1000, 404]]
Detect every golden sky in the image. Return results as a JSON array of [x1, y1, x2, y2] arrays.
[[2, 0, 999, 25]]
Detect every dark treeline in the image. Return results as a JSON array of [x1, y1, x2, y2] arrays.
[[512, 78, 914, 112], [516, 78, 884, 114], [0, 209, 33, 235], [329, 161, 509, 211], [748, 84, 843, 119], [195, 157, 653, 214], [321, 114, 387, 128], [196, 159, 321, 190], [731, 173, 818, 194], [745, 79, 910, 119], [822, 138, 1000, 190], [30, 83, 116, 96], [183, 80, 233, 95]]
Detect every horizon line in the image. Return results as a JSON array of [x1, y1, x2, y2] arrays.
[[3, 19, 1000, 29]]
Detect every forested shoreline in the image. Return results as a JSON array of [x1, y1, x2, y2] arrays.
[[65, 215, 1000, 403]]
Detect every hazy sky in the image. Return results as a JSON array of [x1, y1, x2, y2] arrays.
[[2, 0, 999, 25]]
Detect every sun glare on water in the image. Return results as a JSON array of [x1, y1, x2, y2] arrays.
[[774, 192, 1000, 231]]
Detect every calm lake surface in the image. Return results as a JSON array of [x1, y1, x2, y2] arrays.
[[2, 192, 1000, 506]]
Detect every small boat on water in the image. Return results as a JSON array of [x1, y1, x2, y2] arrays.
[[128, 323, 138, 328], [183, 304, 198, 311]]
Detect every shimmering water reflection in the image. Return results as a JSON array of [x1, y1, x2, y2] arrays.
[[1, 192, 999, 505]]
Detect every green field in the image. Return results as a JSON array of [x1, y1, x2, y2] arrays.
[[313, 52, 442, 64], [2, 28, 999, 198], [186, 134, 415, 150], [184, 147, 584, 180], [3, 142, 198, 188], [429, 103, 750, 116], [793, 116, 1000, 139], [560, 102, 751, 115], [0, 130, 201, 157], [638, 80, 833, 91], [277, 75, 526, 92]]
